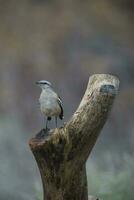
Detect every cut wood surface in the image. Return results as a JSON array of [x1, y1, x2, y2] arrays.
[[29, 74, 119, 200]]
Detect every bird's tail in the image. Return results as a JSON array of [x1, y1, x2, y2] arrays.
[[58, 97, 64, 120], [59, 106, 64, 120]]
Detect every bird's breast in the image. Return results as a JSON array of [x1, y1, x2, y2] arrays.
[[39, 95, 61, 117]]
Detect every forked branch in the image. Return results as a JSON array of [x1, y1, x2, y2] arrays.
[[29, 74, 119, 200]]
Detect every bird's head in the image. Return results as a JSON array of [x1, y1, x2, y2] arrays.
[[36, 80, 52, 89]]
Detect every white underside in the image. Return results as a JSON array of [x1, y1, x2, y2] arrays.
[[39, 88, 61, 117]]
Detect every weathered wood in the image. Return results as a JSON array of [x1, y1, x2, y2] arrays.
[[29, 74, 119, 200]]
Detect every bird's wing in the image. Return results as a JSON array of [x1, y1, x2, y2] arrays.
[[57, 96, 64, 120]]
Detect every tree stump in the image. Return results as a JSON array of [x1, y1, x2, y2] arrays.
[[29, 74, 119, 200]]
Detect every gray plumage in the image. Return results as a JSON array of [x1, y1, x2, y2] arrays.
[[36, 80, 63, 128]]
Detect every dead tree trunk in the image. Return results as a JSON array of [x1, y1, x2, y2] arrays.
[[29, 74, 119, 200]]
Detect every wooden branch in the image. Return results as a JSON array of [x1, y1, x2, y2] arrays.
[[29, 74, 119, 200]]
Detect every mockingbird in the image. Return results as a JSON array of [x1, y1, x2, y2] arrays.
[[36, 80, 63, 129]]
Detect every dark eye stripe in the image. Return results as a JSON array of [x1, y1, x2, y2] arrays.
[[40, 82, 47, 84]]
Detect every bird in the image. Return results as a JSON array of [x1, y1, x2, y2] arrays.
[[36, 80, 64, 129]]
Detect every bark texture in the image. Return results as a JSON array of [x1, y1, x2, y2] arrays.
[[29, 74, 119, 200]]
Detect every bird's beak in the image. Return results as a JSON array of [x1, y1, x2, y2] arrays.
[[36, 81, 40, 85]]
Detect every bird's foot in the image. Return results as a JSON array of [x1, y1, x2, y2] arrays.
[[35, 128, 50, 139], [44, 127, 50, 133]]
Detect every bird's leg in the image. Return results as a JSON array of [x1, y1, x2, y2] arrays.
[[46, 117, 51, 130], [45, 117, 48, 130], [55, 117, 57, 128]]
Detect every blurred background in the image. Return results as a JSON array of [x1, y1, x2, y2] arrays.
[[0, 0, 134, 200]]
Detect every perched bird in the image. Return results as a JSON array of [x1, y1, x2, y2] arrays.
[[36, 80, 63, 129]]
